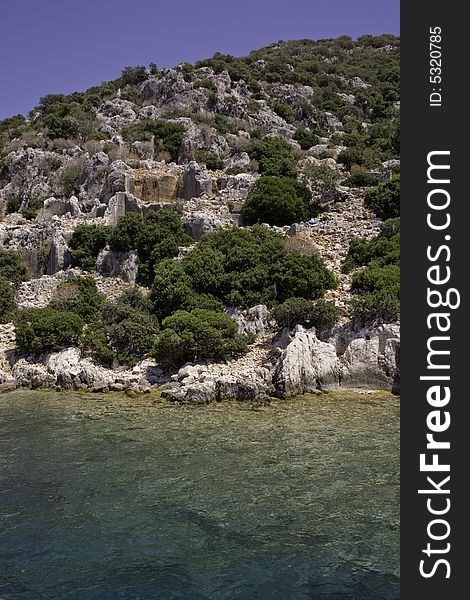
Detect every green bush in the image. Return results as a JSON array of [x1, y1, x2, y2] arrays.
[[272, 297, 340, 333], [0, 276, 16, 324], [342, 219, 400, 273], [153, 309, 248, 369], [0, 249, 30, 287], [56, 162, 84, 197], [150, 259, 196, 320], [342, 170, 380, 187], [121, 120, 185, 161], [272, 102, 296, 124], [107, 210, 190, 284], [272, 253, 337, 303], [49, 276, 104, 322], [107, 312, 159, 365], [305, 164, 340, 197], [349, 292, 400, 326], [364, 176, 400, 219], [243, 176, 314, 226], [196, 150, 224, 171], [68, 224, 109, 270], [6, 195, 21, 213], [81, 321, 116, 367], [293, 128, 319, 150], [175, 226, 336, 309], [337, 148, 365, 170], [15, 308, 84, 354], [249, 138, 297, 178]]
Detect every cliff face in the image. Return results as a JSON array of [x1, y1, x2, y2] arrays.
[[0, 36, 400, 397]]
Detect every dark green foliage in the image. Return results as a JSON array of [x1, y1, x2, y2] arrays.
[[6, 195, 21, 213], [153, 309, 248, 369], [305, 164, 340, 196], [364, 176, 400, 219], [249, 138, 297, 178], [119, 66, 148, 87], [342, 170, 380, 188], [271, 253, 337, 303], [170, 226, 336, 310], [150, 259, 196, 320], [19, 197, 45, 221], [342, 219, 400, 273], [15, 308, 84, 354], [272, 297, 341, 334], [34, 93, 103, 141], [344, 218, 400, 325], [56, 162, 84, 197], [108, 210, 191, 284], [0, 249, 30, 287], [43, 114, 80, 139], [196, 150, 224, 171], [350, 292, 400, 326], [107, 212, 142, 252], [104, 305, 159, 365], [68, 224, 109, 270], [352, 263, 400, 297], [49, 276, 104, 323], [0, 277, 16, 324], [121, 120, 185, 160], [337, 147, 365, 170], [81, 321, 116, 367], [243, 176, 315, 226], [225, 166, 245, 175], [272, 102, 296, 124], [116, 287, 153, 313], [293, 128, 319, 150]]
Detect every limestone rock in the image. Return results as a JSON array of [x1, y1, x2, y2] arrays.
[[273, 326, 339, 396], [227, 305, 274, 337], [96, 248, 138, 283]]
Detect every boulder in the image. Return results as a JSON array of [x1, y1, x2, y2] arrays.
[[227, 305, 274, 337], [273, 326, 339, 396], [183, 162, 213, 199], [96, 248, 138, 283]]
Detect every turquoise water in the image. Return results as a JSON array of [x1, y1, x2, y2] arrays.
[[0, 390, 399, 599]]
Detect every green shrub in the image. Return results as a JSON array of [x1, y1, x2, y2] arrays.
[[196, 150, 224, 171], [342, 170, 380, 187], [225, 166, 245, 175], [349, 292, 400, 326], [153, 309, 248, 369], [108, 210, 190, 285], [150, 259, 196, 320], [49, 276, 104, 322], [272, 102, 296, 124], [20, 197, 45, 220], [272, 253, 337, 303], [81, 321, 116, 367], [56, 161, 84, 197], [342, 220, 400, 273], [119, 66, 148, 87], [0, 276, 16, 324], [0, 249, 29, 287], [43, 114, 80, 139], [15, 308, 84, 354], [68, 224, 109, 270], [121, 120, 185, 161], [351, 263, 400, 297], [273, 297, 340, 333], [337, 148, 365, 170], [249, 138, 297, 178], [293, 128, 319, 150], [243, 176, 314, 226], [364, 176, 400, 219], [178, 226, 335, 309], [305, 164, 340, 197], [6, 195, 21, 213]]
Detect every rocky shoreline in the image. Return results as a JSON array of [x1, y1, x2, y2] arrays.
[[0, 305, 399, 401]]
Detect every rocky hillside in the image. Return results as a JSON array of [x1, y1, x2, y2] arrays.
[[0, 36, 400, 397]]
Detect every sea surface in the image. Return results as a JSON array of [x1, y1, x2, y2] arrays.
[[0, 390, 399, 599]]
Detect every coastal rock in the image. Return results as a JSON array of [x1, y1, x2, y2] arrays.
[[273, 326, 339, 396]]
